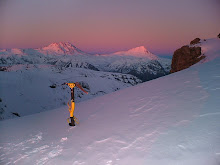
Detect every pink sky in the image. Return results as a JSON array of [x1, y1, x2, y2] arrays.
[[0, 0, 219, 55]]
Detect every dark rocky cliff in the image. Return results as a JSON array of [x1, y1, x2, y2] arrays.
[[170, 38, 205, 73]]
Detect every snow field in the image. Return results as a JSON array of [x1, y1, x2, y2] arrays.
[[1, 57, 220, 164]]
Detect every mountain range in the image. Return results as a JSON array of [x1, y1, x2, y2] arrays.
[[0, 43, 170, 120], [0, 42, 171, 81]]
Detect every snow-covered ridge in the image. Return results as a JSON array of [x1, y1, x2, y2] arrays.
[[0, 48, 26, 56], [112, 46, 158, 60], [200, 38, 220, 62], [37, 42, 87, 55], [187, 37, 220, 62], [0, 43, 157, 59], [0, 42, 89, 56], [0, 42, 171, 82]]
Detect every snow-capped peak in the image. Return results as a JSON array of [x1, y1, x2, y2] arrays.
[[45, 42, 77, 50], [38, 42, 85, 55], [127, 46, 148, 53], [113, 46, 158, 60]]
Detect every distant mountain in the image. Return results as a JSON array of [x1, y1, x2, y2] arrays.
[[0, 42, 89, 56], [112, 46, 158, 60], [37, 42, 88, 55], [96, 46, 170, 81], [0, 42, 171, 82]]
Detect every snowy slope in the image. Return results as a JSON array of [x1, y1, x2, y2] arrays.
[[0, 64, 141, 120], [0, 38, 219, 165]]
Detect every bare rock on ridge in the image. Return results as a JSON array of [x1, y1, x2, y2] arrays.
[[170, 45, 205, 73], [190, 38, 201, 45]]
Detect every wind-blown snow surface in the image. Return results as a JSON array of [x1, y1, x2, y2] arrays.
[[0, 38, 220, 164]]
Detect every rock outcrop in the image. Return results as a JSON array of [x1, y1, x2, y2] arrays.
[[170, 45, 205, 73], [190, 38, 201, 45]]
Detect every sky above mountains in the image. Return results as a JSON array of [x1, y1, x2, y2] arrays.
[[0, 0, 219, 55]]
